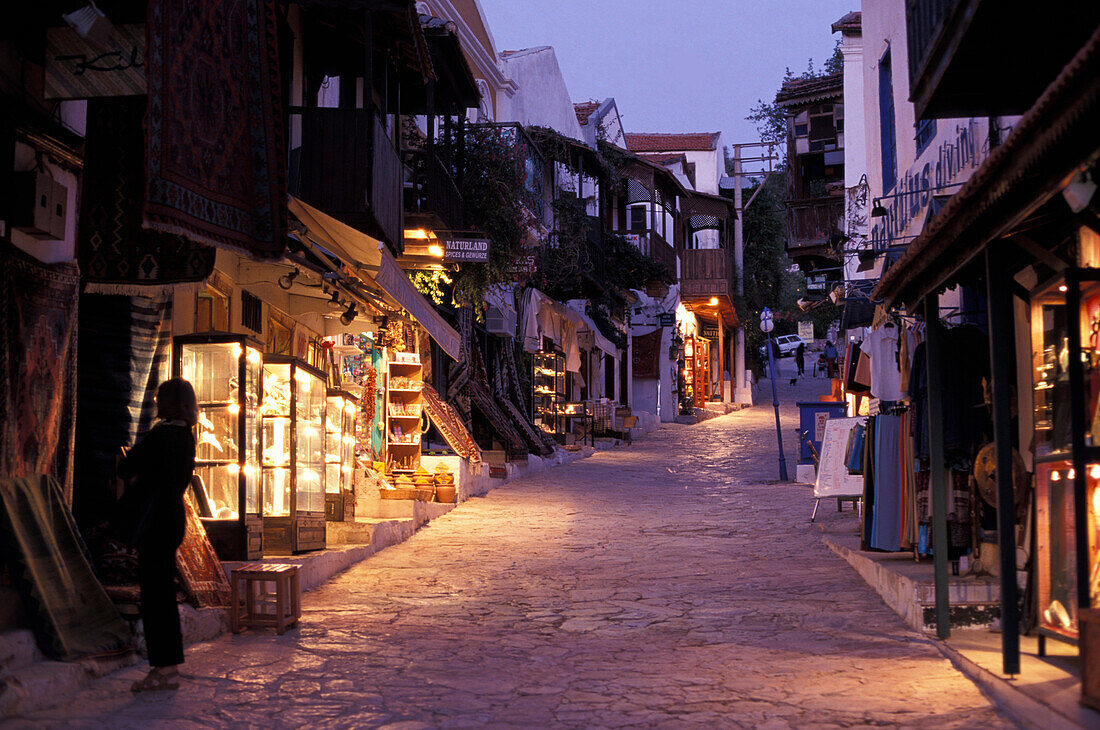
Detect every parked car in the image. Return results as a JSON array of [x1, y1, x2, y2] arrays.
[[759, 334, 806, 358]]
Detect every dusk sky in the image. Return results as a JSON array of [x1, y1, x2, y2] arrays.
[[477, 0, 855, 147]]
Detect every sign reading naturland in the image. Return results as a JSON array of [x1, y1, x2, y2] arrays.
[[442, 234, 490, 263]]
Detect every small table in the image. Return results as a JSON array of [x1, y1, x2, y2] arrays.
[[229, 563, 301, 635]]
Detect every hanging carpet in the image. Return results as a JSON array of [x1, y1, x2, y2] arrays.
[[0, 475, 132, 661], [421, 384, 481, 462], [632, 329, 662, 379], [0, 242, 80, 501], [144, 0, 287, 258], [78, 97, 215, 294], [492, 340, 556, 456], [73, 294, 173, 528]]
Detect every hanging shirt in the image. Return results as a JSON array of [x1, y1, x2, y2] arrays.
[[865, 324, 904, 401]]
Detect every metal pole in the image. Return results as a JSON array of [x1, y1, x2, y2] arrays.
[[984, 245, 1020, 675], [923, 295, 951, 640], [765, 331, 789, 481], [733, 145, 747, 405]]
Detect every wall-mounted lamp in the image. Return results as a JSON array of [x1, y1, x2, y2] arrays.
[[870, 198, 889, 218], [325, 289, 343, 309], [708, 296, 719, 306], [277, 268, 299, 290], [339, 303, 358, 326]]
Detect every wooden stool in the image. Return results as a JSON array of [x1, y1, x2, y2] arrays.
[[229, 563, 301, 635]]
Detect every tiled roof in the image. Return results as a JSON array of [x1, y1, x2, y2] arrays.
[[624, 132, 720, 152], [831, 11, 861, 33], [574, 101, 599, 126], [775, 73, 843, 106]]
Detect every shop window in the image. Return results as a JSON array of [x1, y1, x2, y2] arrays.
[[241, 290, 263, 333], [196, 285, 229, 332], [306, 338, 324, 371], [629, 204, 648, 231], [878, 47, 898, 193]]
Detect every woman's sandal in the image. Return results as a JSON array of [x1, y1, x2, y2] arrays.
[[130, 669, 179, 692]]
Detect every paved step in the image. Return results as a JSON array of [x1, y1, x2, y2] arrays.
[[0, 630, 41, 676]]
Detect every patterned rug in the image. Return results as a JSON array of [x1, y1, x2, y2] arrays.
[[422, 384, 481, 462], [79, 97, 215, 294], [0, 243, 79, 501], [144, 0, 286, 258], [0, 475, 132, 661]]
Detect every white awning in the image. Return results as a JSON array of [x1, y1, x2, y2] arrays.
[[289, 196, 463, 362]]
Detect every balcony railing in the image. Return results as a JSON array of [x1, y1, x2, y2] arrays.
[[404, 149, 464, 230], [681, 248, 735, 300], [906, 0, 956, 93], [624, 229, 677, 277], [584, 216, 607, 284], [786, 196, 844, 251], [289, 106, 403, 250]]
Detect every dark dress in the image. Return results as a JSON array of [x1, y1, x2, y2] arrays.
[[117, 423, 195, 668]]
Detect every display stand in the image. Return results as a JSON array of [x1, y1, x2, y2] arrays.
[[386, 354, 422, 475], [533, 350, 565, 441], [174, 333, 263, 560], [324, 389, 359, 521], [1031, 268, 1100, 649], [261, 356, 327, 554], [684, 336, 711, 408]]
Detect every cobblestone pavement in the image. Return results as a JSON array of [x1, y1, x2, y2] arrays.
[[15, 361, 1013, 728]]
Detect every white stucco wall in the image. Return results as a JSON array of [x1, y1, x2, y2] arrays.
[[838, 23, 869, 285], [500, 47, 584, 141], [682, 141, 722, 195]]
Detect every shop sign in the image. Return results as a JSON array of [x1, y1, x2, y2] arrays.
[[510, 253, 536, 278], [658, 312, 675, 327], [798, 321, 814, 343], [442, 234, 490, 263], [45, 25, 147, 99], [700, 325, 719, 340]]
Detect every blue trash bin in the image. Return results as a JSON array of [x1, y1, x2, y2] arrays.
[[797, 401, 848, 465]]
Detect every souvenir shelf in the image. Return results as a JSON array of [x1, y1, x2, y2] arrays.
[[532, 350, 565, 440], [1031, 267, 1100, 645], [261, 356, 327, 554], [325, 389, 359, 522], [386, 354, 423, 474], [682, 336, 710, 409], [174, 334, 263, 560]]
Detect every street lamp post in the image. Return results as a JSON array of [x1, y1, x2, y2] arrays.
[[761, 308, 789, 481]]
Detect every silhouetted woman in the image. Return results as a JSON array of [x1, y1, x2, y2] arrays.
[[117, 378, 197, 692]]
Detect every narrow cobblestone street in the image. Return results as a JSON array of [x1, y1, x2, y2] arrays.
[[14, 366, 1012, 729]]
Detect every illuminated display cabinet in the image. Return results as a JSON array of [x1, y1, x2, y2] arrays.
[[173, 333, 263, 560], [532, 350, 564, 439], [325, 389, 359, 521], [261, 356, 327, 553], [1031, 268, 1100, 645]]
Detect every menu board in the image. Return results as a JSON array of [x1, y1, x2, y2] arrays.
[[814, 416, 867, 499]]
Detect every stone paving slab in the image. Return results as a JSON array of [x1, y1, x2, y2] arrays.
[[9, 370, 1014, 729]]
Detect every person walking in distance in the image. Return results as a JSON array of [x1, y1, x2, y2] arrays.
[[795, 342, 806, 376], [824, 340, 839, 379], [117, 378, 197, 692]]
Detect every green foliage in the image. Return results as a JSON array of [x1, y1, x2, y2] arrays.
[[410, 270, 452, 306], [453, 126, 530, 306], [746, 41, 845, 147], [531, 195, 591, 299]]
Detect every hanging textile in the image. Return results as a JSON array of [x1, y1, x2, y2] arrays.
[[73, 294, 173, 527], [145, 0, 287, 258], [421, 384, 481, 461], [864, 323, 904, 401], [447, 307, 474, 431], [632, 329, 662, 379], [79, 97, 215, 294], [0, 242, 80, 502], [175, 489, 232, 608], [493, 339, 556, 455]]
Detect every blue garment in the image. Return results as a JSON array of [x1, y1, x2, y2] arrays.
[[869, 415, 903, 552]]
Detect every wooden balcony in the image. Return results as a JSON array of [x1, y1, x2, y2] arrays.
[[404, 149, 464, 231], [681, 248, 735, 301], [289, 107, 403, 251], [786, 196, 843, 253], [906, 0, 1099, 119], [624, 230, 677, 278]]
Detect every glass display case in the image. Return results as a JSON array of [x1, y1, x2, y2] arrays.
[[261, 356, 327, 553], [325, 389, 359, 521], [174, 333, 263, 560], [532, 350, 565, 440], [1031, 267, 1100, 643], [386, 353, 422, 474]]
